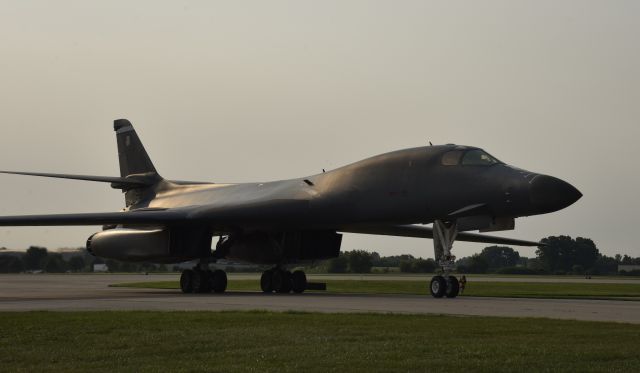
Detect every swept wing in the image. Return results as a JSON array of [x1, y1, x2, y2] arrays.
[[341, 224, 542, 247]]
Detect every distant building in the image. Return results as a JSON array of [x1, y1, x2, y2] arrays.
[[618, 265, 640, 272], [93, 264, 108, 272]]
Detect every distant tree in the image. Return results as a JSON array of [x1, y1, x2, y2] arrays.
[[372, 254, 414, 268], [571, 264, 585, 275], [0, 255, 24, 273], [44, 253, 67, 273], [497, 266, 543, 275], [615, 254, 622, 263], [327, 255, 348, 273], [412, 258, 437, 273], [9, 256, 24, 272], [526, 258, 546, 272], [467, 254, 489, 273], [24, 246, 48, 270], [536, 237, 564, 273], [399, 260, 413, 273], [347, 250, 373, 273], [479, 246, 520, 270], [573, 237, 599, 269], [370, 252, 381, 265], [536, 236, 599, 273], [621, 255, 640, 265], [593, 255, 618, 275], [68, 256, 85, 272]]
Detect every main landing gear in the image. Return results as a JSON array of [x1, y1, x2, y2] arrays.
[[260, 268, 308, 294], [181, 240, 230, 294], [429, 275, 459, 298], [430, 220, 460, 298], [180, 267, 228, 294]]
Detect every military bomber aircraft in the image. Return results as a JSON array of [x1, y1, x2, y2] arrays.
[[0, 119, 582, 298]]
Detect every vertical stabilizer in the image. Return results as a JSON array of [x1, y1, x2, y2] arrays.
[[114, 119, 158, 177]]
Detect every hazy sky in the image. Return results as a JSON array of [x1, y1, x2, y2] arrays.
[[0, 1, 638, 259]]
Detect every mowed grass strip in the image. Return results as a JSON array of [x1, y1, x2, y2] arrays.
[[1, 311, 639, 373], [111, 279, 640, 299]]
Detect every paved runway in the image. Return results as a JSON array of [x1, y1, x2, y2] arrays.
[[237, 273, 640, 284], [1, 274, 639, 324]]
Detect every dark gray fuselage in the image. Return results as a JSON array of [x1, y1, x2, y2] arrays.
[[130, 145, 578, 234]]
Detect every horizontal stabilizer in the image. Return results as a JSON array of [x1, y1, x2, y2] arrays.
[[341, 224, 543, 247], [0, 171, 155, 189]]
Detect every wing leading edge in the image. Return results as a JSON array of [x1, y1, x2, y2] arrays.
[[341, 225, 543, 247], [0, 209, 189, 226], [0, 199, 311, 227]]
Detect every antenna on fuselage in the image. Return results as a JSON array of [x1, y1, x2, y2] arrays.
[[429, 141, 433, 146]]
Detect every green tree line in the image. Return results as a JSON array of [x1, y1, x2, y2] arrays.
[[322, 236, 638, 275], [1, 235, 638, 275], [0, 246, 166, 273], [456, 236, 637, 275]]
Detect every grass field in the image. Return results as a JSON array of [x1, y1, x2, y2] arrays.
[[111, 279, 640, 300], [1, 311, 639, 372]]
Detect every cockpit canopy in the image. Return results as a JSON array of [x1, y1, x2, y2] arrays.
[[441, 149, 501, 166]]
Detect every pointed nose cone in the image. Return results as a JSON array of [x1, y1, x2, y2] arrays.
[[530, 175, 582, 213]]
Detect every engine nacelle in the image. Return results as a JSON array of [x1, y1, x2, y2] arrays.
[[86, 227, 212, 263], [224, 231, 342, 264]]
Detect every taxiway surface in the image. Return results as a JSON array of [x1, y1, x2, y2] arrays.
[[1, 274, 639, 324]]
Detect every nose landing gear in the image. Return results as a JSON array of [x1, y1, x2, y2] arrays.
[[430, 220, 460, 298]]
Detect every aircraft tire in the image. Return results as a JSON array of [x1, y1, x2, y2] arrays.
[[291, 270, 307, 293], [196, 270, 213, 293], [192, 270, 205, 293], [429, 275, 447, 298], [260, 270, 274, 293], [180, 269, 195, 294], [211, 269, 227, 293], [445, 276, 460, 298], [273, 270, 292, 293]]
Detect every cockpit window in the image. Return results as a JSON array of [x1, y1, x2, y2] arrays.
[[441, 151, 463, 166], [461, 150, 500, 166]]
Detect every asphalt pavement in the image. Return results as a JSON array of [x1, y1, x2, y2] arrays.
[[1, 274, 639, 324]]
